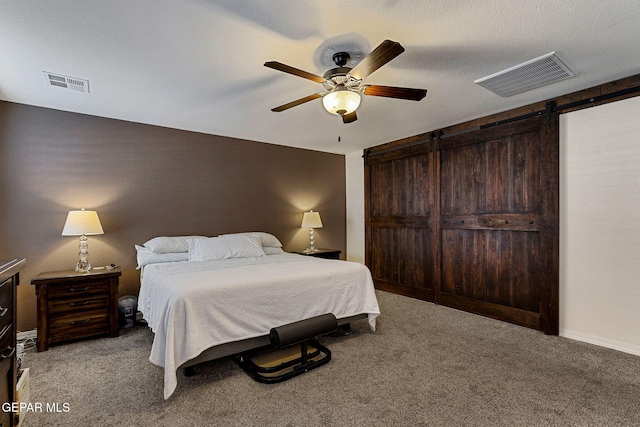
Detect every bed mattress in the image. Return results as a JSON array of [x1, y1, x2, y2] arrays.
[[138, 253, 380, 398]]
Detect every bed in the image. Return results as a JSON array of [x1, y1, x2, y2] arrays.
[[136, 233, 380, 399]]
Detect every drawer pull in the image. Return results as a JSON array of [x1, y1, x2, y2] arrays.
[[0, 324, 10, 338], [0, 307, 7, 317], [69, 286, 91, 292], [69, 300, 91, 307], [70, 319, 91, 326], [0, 346, 15, 360]]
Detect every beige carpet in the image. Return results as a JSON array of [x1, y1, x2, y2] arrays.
[[20, 291, 640, 426]]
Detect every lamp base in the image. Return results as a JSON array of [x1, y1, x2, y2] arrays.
[[75, 261, 91, 273], [75, 234, 92, 272], [305, 228, 318, 253]]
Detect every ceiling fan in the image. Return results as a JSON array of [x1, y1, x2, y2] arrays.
[[264, 39, 427, 124]]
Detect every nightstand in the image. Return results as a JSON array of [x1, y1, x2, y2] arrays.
[[292, 249, 342, 260], [31, 267, 121, 352]]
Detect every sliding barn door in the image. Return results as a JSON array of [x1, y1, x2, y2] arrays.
[[365, 116, 559, 334], [438, 117, 558, 333], [365, 148, 438, 301]]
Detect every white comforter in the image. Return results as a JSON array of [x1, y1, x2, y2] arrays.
[[138, 253, 380, 399]]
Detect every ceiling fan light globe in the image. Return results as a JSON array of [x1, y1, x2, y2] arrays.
[[322, 90, 361, 116]]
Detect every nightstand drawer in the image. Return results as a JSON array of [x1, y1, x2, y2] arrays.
[[48, 296, 109, 316], [46, 280, 110, 300], [49, 311, 110, 343]]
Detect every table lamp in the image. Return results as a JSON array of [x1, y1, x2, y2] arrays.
[[301, 210, 323, 253], [62, 208, 104, 272]]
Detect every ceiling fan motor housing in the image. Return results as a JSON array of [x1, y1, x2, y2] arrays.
[[323, 66, 362, 94], [323, 67, 354, 82]]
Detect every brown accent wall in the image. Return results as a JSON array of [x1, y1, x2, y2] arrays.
[[0, 101, 346, 330]]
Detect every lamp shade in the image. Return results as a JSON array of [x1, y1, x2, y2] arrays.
[[322, 89, 361, 116], [61, 209, 104, 236], [301, 211, 323, 229]]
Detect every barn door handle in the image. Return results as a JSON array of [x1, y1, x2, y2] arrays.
[[0, 307, 7, 317]]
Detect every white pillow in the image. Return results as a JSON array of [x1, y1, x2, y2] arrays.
[[263, 247, 285, 255], [135, 245, 188, 269], [221, 232, 282, 248], [188, 235, 265, 261], [143, 236, 206, 253]]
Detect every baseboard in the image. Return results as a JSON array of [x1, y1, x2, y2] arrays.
[[560, 328, 640, 356]]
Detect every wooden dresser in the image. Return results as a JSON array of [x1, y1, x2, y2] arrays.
[[31, 268, 120, 352], [0, 259, 25, 427]]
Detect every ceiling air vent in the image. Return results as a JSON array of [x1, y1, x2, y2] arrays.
[[474, 52, 575, 97], [43, 72, 90, 93]]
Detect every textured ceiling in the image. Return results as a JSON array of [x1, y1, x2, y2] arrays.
[[2, 1, 640, 154]]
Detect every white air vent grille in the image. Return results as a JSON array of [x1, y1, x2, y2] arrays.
[[43, 72, 90, 93], [474, 52, 575, 97]]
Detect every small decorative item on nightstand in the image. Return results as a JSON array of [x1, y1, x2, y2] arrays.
[[31, 267, 121, 351], [292, 249, 341, 260]]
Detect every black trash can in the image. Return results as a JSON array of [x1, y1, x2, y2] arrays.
[[118, 295, 138, 328]]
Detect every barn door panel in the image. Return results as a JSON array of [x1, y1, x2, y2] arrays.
[[438, 117, 557, 333], [366, 150, 437, 301]]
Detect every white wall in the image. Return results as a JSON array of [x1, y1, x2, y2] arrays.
[[345, 150, 365, 263], [560, 96, 640, 355]]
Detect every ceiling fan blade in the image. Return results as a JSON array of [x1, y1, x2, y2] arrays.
[[363, 85, 427, 101], [271, 93, 324, 112], [349, 40, 405, 80], [342, 111, 357, 124], [264, 61, 325, 83]]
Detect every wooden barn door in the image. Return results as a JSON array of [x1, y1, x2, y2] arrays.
[[365, 146, 438, 301], [438, 117, 558, 334], [365, 115, 559, 334]]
